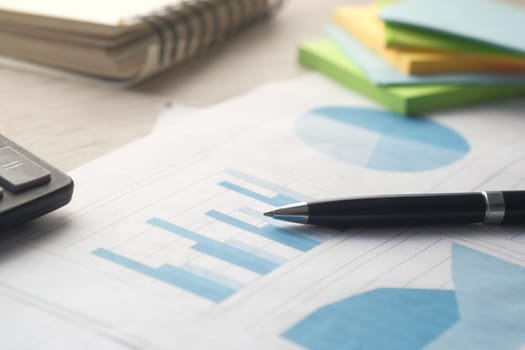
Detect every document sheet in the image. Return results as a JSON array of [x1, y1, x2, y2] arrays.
[[3, 73, 525, 349]]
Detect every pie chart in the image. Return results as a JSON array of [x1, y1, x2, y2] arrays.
[[296, 107, 469, 172]]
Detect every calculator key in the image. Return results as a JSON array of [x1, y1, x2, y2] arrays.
[[0, 146, 51, 192]]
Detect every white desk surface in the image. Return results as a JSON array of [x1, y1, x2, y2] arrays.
[[0, 0, 353, 172]]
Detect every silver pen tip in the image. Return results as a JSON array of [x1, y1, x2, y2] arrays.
[[263, 210, 274, 217]]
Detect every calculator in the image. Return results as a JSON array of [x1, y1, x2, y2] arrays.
[[0, 135, 74, 230]]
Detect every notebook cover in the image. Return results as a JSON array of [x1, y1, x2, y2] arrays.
[[298, 39, 525, 115], [380, 0, 525, 55], [334, 4, 525, 74]]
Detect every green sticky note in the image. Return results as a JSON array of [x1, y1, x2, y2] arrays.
[[298, 39, 525, 115], [384, 22, 525, 58]]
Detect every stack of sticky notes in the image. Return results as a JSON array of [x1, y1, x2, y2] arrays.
[[299, 0, 525, 115]]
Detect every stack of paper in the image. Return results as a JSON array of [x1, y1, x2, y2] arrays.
[[299, 0, 525, 115]]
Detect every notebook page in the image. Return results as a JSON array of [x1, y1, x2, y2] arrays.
[[2, 73, 525, 349], [0, 0, 184, 27]]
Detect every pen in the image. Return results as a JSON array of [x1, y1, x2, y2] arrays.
[[263, 191, 525, 226]]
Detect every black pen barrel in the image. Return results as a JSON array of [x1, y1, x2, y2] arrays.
[[307, 193, 487, 226]]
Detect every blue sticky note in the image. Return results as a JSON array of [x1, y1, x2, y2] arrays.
[[380, 0, 525, 54], [326, 25, 525, 86]]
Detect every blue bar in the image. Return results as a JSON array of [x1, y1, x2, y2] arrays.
[[92, 248, 236, 302], [156, 264, 236, 302], [224, 168, 310, 201], [147, 218, 280, 274], [218, 181, 296, 206], [226, 238, 288, 265], [147, 217, 208, 242], [206, 210, 320, 252], [192, 242, 279, 274], [182, 264, 245, 290]]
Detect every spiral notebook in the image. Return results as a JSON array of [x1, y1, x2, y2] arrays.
[[0, 0, 283, 84]]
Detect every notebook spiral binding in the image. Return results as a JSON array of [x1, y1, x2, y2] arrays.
[[134, 0, 284, 83]]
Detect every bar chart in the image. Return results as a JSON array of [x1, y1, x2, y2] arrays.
[[92, 169, 323, 303]]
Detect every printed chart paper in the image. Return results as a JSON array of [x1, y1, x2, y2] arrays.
[[2, 73, 525, 349]]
